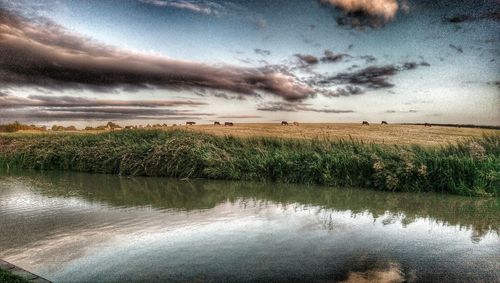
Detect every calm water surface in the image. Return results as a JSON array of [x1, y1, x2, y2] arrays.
[[0, 171, 498, 282]]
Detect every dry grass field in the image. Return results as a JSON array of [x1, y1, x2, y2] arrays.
[[7, 123, 498, 147], [182, 123, 499, 146]]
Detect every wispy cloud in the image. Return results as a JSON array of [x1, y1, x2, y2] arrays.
[[140, 0, 227, 16], [0, 94, 207, 108], [257, 102, 354, 113], [0, 93, 213, 122], [449, 44, 464, 53], [254, 48, 271, 56], [0, 109, 208, 121], [217, 115, 262, 118], [139, 0, 268, 29]]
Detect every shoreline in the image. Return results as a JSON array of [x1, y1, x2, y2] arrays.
[[0, 259, 51, 283]]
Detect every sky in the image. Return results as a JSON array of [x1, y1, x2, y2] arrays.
[[0, 0, 499, 127]]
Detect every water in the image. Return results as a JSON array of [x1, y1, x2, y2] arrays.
[[0, 171, 498, 282]]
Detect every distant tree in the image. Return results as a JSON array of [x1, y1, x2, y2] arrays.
[[106, 121, 121, 129]]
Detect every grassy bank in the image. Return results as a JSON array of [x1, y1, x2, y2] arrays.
[[0, 130, 498, 196], [0, 269, 30, 283]]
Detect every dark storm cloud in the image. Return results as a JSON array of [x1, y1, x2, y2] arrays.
[[213, 92, 246, 100], [295, 54, 320, 65], [320, 50, 348, 63], [322, 65, 398, 88], [254, 48, 271, 56], [336, 85, 363, 96], [318, 63, 421, 90], [0, 94, 207, 108], [319, 85, 364, 97], [0, 9, 313, 101], [402, 62, 418, 70], [360, 55, 376, 63], [487, 81, 500, 89], [335, 11, 387, 29], [444, 14, 474, 24], [257, 102, 354, 113], [443, 11, 500, 24]]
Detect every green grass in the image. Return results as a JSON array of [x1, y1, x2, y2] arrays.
[[0, 130, 498, 196], [0, 269, 30, 283]]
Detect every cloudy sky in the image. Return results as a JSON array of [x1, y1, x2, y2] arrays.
[[0, 0, 499, 126]]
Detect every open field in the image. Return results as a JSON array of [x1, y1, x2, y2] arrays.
[[181, 123, 500, 146], [0, 130, 498, 196], [7, 123, 499, 147]]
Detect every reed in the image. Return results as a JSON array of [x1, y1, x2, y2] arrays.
[[0, 130, 498, 196]]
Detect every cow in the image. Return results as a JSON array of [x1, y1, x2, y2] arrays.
[[424, 123, 432, 127], [214, 121, 221, 126], [186, 121, 196, 125], [281, 121, 289, 126], [362, 121, 370, 126], [293, 122, 299, 126], [381, 121, 388, 125], [225, 122, 234, 126]]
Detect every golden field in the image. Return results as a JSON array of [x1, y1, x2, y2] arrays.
[[7, 123, 499, 147], [181, 123, 499, 146]]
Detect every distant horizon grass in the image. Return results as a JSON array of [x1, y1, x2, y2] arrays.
[[0, 130, 498, 197]]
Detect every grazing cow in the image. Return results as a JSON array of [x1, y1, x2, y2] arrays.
[[225, 122, 234, 126], [214, 121, 221, 126], [186, 121, 196, 125], [362, 121, 370, 126], [424, 123, 432, 127], [381, 121, 388, 125], [281, 121, 289, 126], [293, 122, 299, 126]]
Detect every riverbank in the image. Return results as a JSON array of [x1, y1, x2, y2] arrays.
[[0, 259, 51, 283], [0, 130, 498, 196]]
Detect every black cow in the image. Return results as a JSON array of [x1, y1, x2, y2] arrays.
[[225, 122, 234, 126], [214, 121, 221, 126], [186, 121, 196, 125], [381, 121, 388, 125], [281, 121, 289, 126], [362, 121, 370, 126], [424, 123, 432, 127]]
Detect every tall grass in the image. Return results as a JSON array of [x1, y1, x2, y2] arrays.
[[0, 130, 498, 196]]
